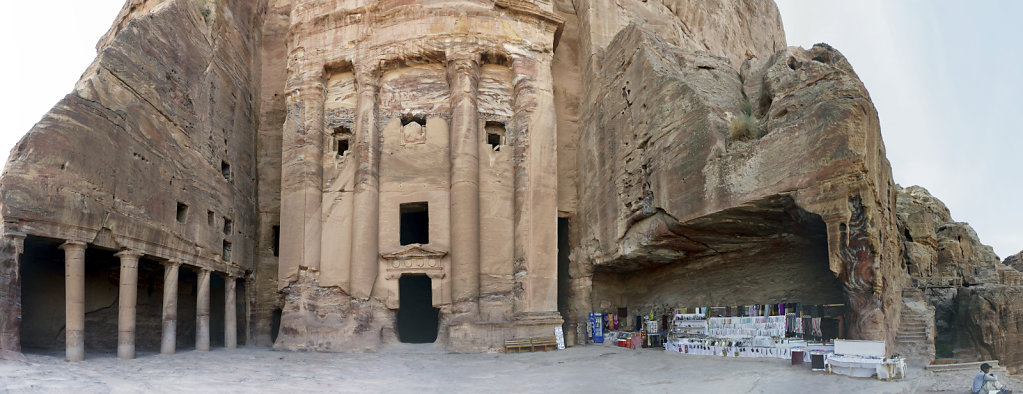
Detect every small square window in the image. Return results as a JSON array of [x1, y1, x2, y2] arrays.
[[176, 203, 189, 223], [207, 210, 215, 226], [399, 202, 429, 245], [485, 121, 505, 151], [334, 126, 351, 157], [221, 161, 232, 181], [223, 217, 233, 235]]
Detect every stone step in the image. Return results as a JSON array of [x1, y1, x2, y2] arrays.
[[927, 360, 1000, 372]]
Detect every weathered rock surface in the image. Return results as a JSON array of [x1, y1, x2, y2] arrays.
[[4, 0, 1020, 369], [1005, 250, 1023, 272], [895, 185, 1023, 369], [954, 285, 1023, 374], [572, 23, 902, 348], [897, 185, 1002, 287], [0, 0, 263, 356]]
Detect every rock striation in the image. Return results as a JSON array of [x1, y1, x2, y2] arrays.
[[895, 185, 1023, 371], [0, 0, 1019, 370]]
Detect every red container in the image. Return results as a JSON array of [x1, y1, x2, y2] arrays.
[[617, 339, 627, 347], [791, 351, 805, 365]]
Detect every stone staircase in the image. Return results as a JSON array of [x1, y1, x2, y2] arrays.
[[895, 287, 936, 365]]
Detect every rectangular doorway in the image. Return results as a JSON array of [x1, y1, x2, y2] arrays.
[[397, 274, 439, 343]]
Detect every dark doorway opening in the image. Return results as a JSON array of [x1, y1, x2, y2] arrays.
[[399, 202, 429, 245], [270, 308, 282, 344], [556, 218, 570, 332], [20, 236, 67, 353], [396, 274, 438, 343]]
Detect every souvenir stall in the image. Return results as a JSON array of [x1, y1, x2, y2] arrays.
[[585, 302, 898, 377], [826, 339, 906, 380], [585, 301, 904, 380]]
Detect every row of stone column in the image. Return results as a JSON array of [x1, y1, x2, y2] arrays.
[[59, 241, 239, 361]]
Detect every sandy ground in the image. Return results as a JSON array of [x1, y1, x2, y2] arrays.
[[1, 344, 1017, 393]]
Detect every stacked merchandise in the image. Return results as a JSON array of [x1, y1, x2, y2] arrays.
[[706, 316, 785, 339], [670, 313, 707, 337], [665, 337, 802, 360]]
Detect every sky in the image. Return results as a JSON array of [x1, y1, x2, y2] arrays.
[[0, 1, 1019, 258]]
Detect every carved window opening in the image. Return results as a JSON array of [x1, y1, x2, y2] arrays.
[[222, 240, 232, 262], [223, 217, 233, 235], [272, 225, 280, 257], [221, 161, 232, 181], [334, 126, 351, 157], [485, 121, 505, 151], [176, 202, 189, 223], [400, 202, 429, 245], [400, 114, 427, 127], [207, 210, 215, 226]]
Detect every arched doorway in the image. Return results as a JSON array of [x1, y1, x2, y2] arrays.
[[396, 274, 438, 343]]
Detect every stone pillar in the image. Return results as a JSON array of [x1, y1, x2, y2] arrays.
[[279, 66, 326, 284], [160, 261, 181, 355], [510, 51, 560, 315], [447, 53, 482, 310], [196, 268, 211, 351], [224, 275, 237, 349], [349, 64, 381, 300], [0, 232, 26, 361], [60, 241, 87, 361], [114, 250, 142, 359]]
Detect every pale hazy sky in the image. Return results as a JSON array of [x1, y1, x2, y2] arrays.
[[0, 1, 1019, 258]]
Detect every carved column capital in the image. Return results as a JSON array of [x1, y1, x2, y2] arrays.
[[114, 249, 144, 259], [354, 63, 381, 93], [59, 240, 87, 252], [4, 232, 26, 254]]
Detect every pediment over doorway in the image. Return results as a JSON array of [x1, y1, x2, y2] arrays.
[[381, 244, 447, 279]]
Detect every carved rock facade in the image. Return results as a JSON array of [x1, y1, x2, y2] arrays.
[[0, 0, 1017, 363]]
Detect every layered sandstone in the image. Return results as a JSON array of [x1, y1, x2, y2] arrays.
[[2, 0, 1019, 368], [0, 0, 263, 357], [895, 185, 1023, 370], [570, 23, 902, 349]]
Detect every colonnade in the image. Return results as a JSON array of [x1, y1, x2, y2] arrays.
[[59, 241, 241, 361]]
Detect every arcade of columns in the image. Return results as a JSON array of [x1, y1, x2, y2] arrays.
[[33, 239, 243, 361]]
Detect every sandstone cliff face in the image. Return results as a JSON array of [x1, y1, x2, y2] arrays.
[[571, 22, 903, 348], [895, 185, 1023, 370], [6, 0, 1018, 365], [897, 186, 1002, 287], [955, 285, 1023, 374], [1005, 250, 1023, 272], [0, 0, 266, 355]]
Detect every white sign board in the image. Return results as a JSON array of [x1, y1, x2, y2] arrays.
[[554, 326, 566, 350], [834, 339, 885, 358]]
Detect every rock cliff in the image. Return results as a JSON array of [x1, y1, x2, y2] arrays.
[[0, 0, 1019, 368], [895, 185, 1023, 371]]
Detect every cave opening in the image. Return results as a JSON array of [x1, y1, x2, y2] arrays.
[[396, 274, 438, 343], [589, 195, 849, 340]]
